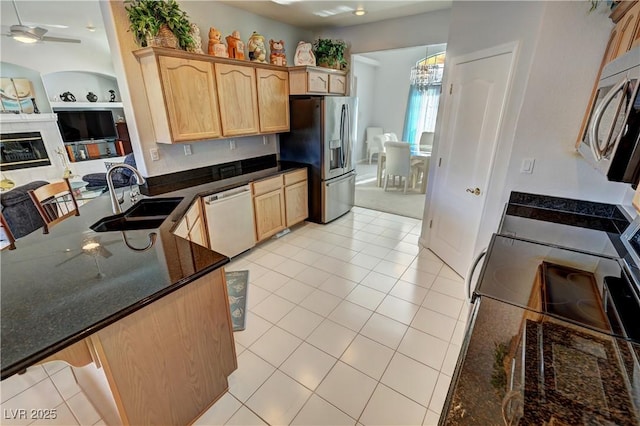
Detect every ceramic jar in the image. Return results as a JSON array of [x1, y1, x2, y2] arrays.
[[247, 31, 267, 63]]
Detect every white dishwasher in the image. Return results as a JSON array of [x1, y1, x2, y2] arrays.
[[204, 184, 256, 258]]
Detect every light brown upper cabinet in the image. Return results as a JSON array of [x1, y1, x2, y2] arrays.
[[215, 63, 260, 137], [256, 68, 290, 133], [135, 48, 290, 143], [137, 52, 222, 143], [289, 66, 347, 95]]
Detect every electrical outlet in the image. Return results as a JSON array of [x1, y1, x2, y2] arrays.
[[150, 148, 160, 161], [184, 144, 192, 156], [229, 140, 236, 150]]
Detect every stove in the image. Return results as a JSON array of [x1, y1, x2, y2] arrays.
[[474, 235, 632, 340]]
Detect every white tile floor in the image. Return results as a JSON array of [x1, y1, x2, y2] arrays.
[[0, 207, 468, 425]]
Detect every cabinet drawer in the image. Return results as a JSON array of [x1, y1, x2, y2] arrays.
[[308, 71, 329, 93], [329, 74, 347, 94], [252, 175, 283, 196], [284, 168, 307, 186]]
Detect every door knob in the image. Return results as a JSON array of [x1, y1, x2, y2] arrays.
[[466, 187, 481, 196]]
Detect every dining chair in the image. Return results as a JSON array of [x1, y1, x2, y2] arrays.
[[28, 178, 80, 234], [419, 131, 435, 152], [366, 127, 384, 164], [384, 132, 399, 142], [0, 212, 16, 250], [383, 141, 412, 193]]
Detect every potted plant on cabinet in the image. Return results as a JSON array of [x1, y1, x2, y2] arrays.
[[125, 0, 194, 51], [312, 38, 348, 70]]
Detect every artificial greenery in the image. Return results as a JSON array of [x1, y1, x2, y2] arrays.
[[589, 0, 619, 12], [312, 38, 348, 69], [490, 341, 508, 398], [125, 0, 194, 50]]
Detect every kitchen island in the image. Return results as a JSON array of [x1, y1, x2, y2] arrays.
[[0, 163, 300, 425]]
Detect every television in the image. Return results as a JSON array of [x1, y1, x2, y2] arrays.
[[56, 110, 117, 143]]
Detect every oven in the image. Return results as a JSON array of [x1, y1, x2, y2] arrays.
[[578, 45, 640, 183]]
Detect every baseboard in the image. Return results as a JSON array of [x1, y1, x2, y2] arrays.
[[419, 235, 428, 249]]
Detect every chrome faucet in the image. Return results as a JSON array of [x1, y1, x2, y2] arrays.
[[106, 164, 146, 214]]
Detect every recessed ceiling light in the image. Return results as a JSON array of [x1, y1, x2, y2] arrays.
[[86, 25, 96, 32], [313, 5, 354, 17], [354, 8, 367, 16], [271, 0, 300, 4]]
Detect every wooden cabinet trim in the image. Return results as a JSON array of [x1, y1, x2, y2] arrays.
[[252, 174, 284, 196], [284, 168, 307, 186]]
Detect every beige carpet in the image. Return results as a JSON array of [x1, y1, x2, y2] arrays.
[[355, 178, 425, 219]]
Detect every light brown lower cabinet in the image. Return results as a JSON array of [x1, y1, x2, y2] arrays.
[[284, 169, 309, 227], [37, 268, 236, 425], [253, 188, 286, 242]]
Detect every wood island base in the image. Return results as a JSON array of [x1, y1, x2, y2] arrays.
[[37, 268, 237, 425]]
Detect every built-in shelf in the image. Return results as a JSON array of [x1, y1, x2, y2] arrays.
[[50, 102, 124, 109]]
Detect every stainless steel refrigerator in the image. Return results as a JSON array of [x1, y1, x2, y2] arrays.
[[280, 96, 358, 224]]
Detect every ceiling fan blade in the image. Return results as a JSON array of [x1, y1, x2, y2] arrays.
[[41, 35, 81, 44]]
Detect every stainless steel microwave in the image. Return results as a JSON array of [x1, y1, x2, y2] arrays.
[[578, 46, 640, 183]]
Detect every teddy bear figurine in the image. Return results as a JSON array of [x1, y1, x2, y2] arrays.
[[294, 41, 315, 66], [226, 30, 245, 60], [208, 27, 228, 57], [248, 31, 267, 63], [188, 23, 204, 54], [269, 39, 287, 66]]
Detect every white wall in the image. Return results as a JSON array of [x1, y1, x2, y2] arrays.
[[317, 9, 451, 54], [351, 57, 378, 162], [421, 1, 627, 257], [0, 62, 51, 113]]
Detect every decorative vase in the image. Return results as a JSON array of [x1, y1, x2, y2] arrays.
[[30, 98, 40, 114], [146, 24, 179, 49], [86, 92, 98, 102]]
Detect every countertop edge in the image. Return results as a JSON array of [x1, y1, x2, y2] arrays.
[[0, 257, 229, 380]]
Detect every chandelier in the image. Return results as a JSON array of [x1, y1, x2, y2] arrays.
[[410, 52, 445, 91]]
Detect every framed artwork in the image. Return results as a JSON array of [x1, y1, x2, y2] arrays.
[[0, 78, 36, 113]]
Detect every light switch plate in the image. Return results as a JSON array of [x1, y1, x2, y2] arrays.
[[184, 144, 192, 156], [150, 148, 160, 161], [229, 140, 236, 150], [520, 158, 535, 174]]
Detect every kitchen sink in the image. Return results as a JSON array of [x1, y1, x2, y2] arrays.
[[90, 197, 183, 232], [124, 197, 184, 219]]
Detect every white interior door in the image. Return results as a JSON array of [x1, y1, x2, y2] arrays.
[[429, 48, 514, 277]]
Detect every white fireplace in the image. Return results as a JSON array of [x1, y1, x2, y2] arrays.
[[0, 114, 120, 187]]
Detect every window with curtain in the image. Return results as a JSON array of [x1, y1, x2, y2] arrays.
[[402, 52, 445, 149]]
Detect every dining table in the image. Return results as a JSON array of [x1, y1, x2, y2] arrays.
[[376, 147, 432, 194]]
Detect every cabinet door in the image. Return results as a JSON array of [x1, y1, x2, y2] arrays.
[[614, 2, 640, 58], [329, 74, 347, 95], [285, 180, 308, 227], [215, 63, 260, 136], [308, 70, 329, 93], [188, 215, 208, 248], [253, 188, 286, 241], [159, 56, 222, 142], [256, 68, 290, 133]]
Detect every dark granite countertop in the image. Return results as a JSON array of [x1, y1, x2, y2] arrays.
[[441, 192, 640, 425], [443, 297, 640, 425], [0, 163, 300, 380]]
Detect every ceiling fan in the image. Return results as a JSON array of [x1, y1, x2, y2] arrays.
[[6, 0, 80, 44]]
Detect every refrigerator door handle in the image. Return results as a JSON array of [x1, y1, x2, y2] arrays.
[[345, 104, 351, 171], [340, 104, 346, 169]]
